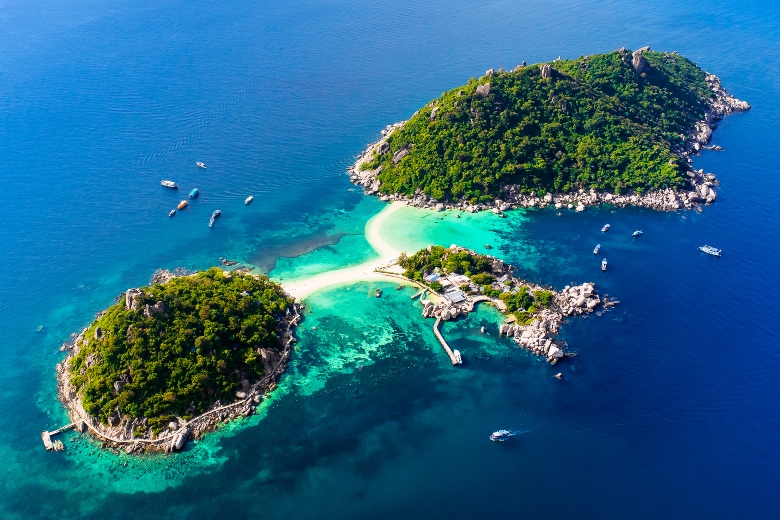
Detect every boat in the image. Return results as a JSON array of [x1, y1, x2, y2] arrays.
[[601, 258, 608, 271], [396, 285, 404, 290], [490, 429, 512, 442], [632, 230, 643, 237], [484, 244, 492, 249], [602, 224, 610, 232], [593, 244, 601, 255], [196, 161, 207, 169], [453, 350, 462, 364], [177, 200, 188, 210], [189, 188, 199, 199], [375, 289, 382, 298], [245, 196, 254, 205], [168, 209, 176, 217], [554, 373, 563, 380], [208, 209, 221, 228], [699, 245, 722, 257], [161, 180, 178, 189]]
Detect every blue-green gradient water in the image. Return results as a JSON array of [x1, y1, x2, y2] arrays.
[[2, 0, 779, 518]]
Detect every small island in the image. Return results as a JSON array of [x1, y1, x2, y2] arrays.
[[391, 245, 614, 364], [351, 48, 750, 212], [56, 268, 301, 454]]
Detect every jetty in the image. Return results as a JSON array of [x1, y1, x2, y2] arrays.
[[410, 288, 427, 300], [433, 317, 462, 365], [42, 422, 77, 451]]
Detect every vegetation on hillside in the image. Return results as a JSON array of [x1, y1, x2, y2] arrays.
[[68, 269, 293, 432], [363, 50, 711, 202]]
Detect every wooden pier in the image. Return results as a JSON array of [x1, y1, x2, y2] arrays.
[[433, 317, 462, 365], [410, 288, 428, 300], [42, 422, 77, 451]]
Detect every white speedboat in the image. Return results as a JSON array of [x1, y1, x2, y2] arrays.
[[161, 180, 178, 189], [632, 230, 643, 237], [593, 244, 601, 255], [490, 429, 512, 442], [601, 224, 610, 232], [601, 258, 608, 271], [453, 350, 462, 364], [699, 245, 722, 257], [168, 209, 176, 217], [245, 196, 254, 205], [196, 161, 207, 169]]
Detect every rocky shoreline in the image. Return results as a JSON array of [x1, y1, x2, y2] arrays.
[[399, 246, 616, 363], [349, 53, 750, 214], [55, 269, 302, 455]]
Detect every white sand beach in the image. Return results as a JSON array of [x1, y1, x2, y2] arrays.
[[282, 202, 411, 299]]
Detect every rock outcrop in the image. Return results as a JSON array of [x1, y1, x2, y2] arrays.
[[540, 63, 552, 79], [476, 83, 491, 97], [632, 48, 648, 73]]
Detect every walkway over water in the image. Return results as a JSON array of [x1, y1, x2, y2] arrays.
[[433, 317, 462, 365]]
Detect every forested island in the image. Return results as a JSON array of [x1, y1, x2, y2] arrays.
[[350, 47, 750, 212], [394, 245, 615, 363], [56, 268, 301, 453]]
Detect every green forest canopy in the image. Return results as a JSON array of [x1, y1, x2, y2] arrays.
[[68, 269, 292, 432], [363, 49, 712, 202]]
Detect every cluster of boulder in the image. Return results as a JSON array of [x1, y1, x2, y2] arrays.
[[348, 48, 750, 215], [421, 299, 463, 321]]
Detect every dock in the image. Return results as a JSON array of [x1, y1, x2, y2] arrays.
[[410, 288, 428, 300], [42, 422, 77, 451], [433, 317, 462, 365]]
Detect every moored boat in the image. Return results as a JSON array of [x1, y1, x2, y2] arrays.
[[593, 244, 601, 255], [490, 429, 512, 442], [601, 224, 610, 232], [699, 245, 722, 257], [245, 196, 254, 205], [177, 200, 188, 210], [208, 209, 221, 228], [189, 188, 199, 199], [161, 180, 178, 189], [601, 258, 608, 271], [168, 209, 176, 217], [632, 230, 643, 237], [375, 289, 382, 298], [453, 349, 462, 365], [196, 161, 207, 169]]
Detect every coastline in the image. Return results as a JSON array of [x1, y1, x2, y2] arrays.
[[55, 274, 303, 455], [348, 68, 750, 214], [281, 202, 410, 300]]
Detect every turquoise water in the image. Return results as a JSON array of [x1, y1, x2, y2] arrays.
[[2, 0, 780, 518]]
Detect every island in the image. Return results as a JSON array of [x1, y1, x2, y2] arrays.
[[389, 245, 615, 364], [350, 47, 750, 212], [55, 268, 301, 454]]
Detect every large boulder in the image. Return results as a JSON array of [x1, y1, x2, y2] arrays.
[[632, 49, 648, 74], [143, 301, 166, 318], [540, 63, 552, 79], [392, 148, 409, 164], [170, 427, 190, 452], [476, 83, 491, 97], [125, 288, 143, 311]]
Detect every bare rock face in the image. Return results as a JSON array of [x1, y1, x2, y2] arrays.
[[392, 148, 409, 164], [632, 49, 648, 74], [476, 83, 491, 97], [149, 269, 176, 285], [485, 68, 494, 77], [170, 427, 190, 452], [429, 106, 439, 121], [143, 301, 166, 318], [540, 63, 552, 79], [125, 288, 143, 312]]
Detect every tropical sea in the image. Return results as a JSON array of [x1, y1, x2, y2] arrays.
[[1, 0, 779, 517]]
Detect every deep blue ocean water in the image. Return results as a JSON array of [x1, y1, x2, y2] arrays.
[[1, 0, 779, 518]]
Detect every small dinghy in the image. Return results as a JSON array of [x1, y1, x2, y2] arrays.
[[593, 243, 601, 255], [189, 188, 199, 199], [632, 230, 643, 238], [169, 209, 176, 217], [196, 161, 207, 169], [601, 258, 608, 271], [245, 196, 254, 205], [601, 224, 610, 232]]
